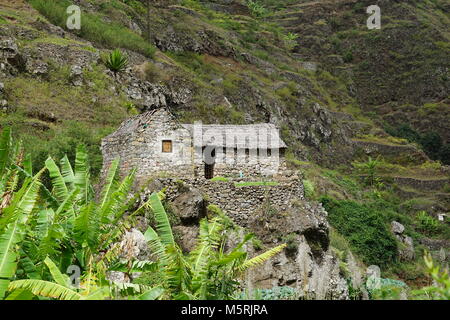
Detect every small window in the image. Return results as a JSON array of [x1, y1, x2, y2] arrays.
[[162, 140, 173, 153]]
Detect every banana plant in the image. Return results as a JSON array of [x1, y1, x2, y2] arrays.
[[0, 168, 44, 299], [133, 193, 286, 300], [6, 256, 109, 300]]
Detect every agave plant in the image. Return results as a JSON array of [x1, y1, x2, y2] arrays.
[[104, 49, 128, 75]]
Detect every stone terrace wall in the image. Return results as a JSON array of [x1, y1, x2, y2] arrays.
[[146, 174, 304, 227]]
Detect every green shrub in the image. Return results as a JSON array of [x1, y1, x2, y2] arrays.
[[343, 50, 354, 63], [247, 0, 269, 18], [320, 196, 397, 266], [302, 179, 315, 199], [415, 211, 439, 235]]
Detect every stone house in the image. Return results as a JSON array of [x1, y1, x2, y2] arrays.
[[101, 107, 287, 183]]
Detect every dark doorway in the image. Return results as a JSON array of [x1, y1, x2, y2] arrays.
[[203, 146, 216, 179], [205, 163, 214, 179]]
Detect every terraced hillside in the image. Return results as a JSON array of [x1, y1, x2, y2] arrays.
[[0, 0, 448, 297]]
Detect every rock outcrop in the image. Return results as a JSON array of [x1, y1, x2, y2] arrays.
[[391, 221, 415, 262]]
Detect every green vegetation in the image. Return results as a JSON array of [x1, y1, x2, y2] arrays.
[[385, 123, 450, 165], [210, 176, 229, 182], [0, 64, 129, 178], [246, 1, 269, 18], [28, 0, 155, 57], [411, 253, 450, 300], [352, 156, 381, 186], [234, 181, 279, 187], [320, 196, 398, 266], [415, 211, 440, 236], [302, 179, 315, 200]]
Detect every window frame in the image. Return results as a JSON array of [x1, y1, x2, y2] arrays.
[[162, 140, 173, 153]]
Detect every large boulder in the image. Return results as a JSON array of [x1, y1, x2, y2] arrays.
[[118, 228, 150, 261], [173, 225, 199, 252], [170, 187, 206, 224], [391, 221, 405, 234]]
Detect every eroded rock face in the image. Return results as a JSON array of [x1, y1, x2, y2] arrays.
[[154, 26, 235, 58], [173, 225, 199, 252], [246, 236, 349, 300], [120, 70, 192, 111], [243, 199, 353, 299], [0, 37, 25, 74]]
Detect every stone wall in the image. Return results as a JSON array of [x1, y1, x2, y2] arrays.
[[144, 174, 304, 227]]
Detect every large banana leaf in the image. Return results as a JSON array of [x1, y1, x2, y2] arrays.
[[45, 157, 69, 203], [73, 202, 100, 248], [0, 127, 11, 176], [0, 225, 20, 299], [144, 226, 168, 265], [139, 287, 164, 300], [8, 279, 81, 300], [60, 155, 75, 187], [74, 144, 92, 203], [191, 218, 223, 278], [44, 256, 69, 287], [0, 169, 43, 298], [148, 193, 174, 246], [4, 288, 34, 300], [99, 170, 135, 224], [99, 158, 119, 208]]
